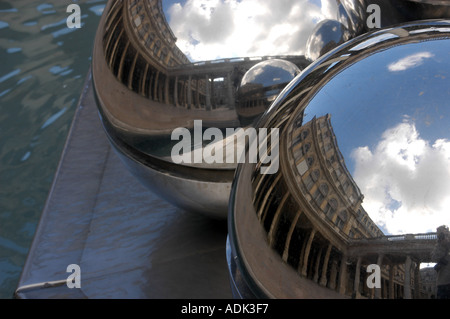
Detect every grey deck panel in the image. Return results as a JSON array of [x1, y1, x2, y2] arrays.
[[15, 71, 232, 299]]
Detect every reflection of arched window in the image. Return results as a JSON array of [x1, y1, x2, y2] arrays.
[[160, 47, 168, 62], [357, 209, 362, 219], [343, 181, 350, 192], [153, 39, 161, 55], [293, 130, 304, 147], [312, 169, 320, 181], [145, 32, 155, 48], [324, 198, 338, 219], [335, 210, 347, 230], [313, 183, 328, 206], [302, 130, 309, 140], [330, 155, 336, 164], [304, 169, 319, 190], [138, 23, 150, 39], [134, 5, 142, 15], [303, 143, 311, 154], [339, 210, 348, 222], [307, 156, 314, 167]]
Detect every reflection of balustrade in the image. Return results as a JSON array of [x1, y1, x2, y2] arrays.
[[362, 233, 438, 242], [345, 232, 438, 299], [174, 55, 309, 70]]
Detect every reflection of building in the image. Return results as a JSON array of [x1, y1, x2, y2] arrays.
[[420, 267, 437, 299], [251, 114, 437, 298], [93, 0, 309, 217], [103, 0, 200, 106], [291, 114, 383, 239], [236, 59, 301, 126], [101, 0, 309, 111]]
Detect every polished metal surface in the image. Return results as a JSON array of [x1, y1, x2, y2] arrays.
[[306, 19, 352, 61], [92, 0, 345, 217], [236, 59, 300, 127], [305, 0, 450, 60], [228, 21, 450, 298], [92, 0, 450, 219]]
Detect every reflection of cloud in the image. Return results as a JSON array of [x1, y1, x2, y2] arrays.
[[388, 52, 434, 72], [167, 0, 336, 61], [351, 120, 450, 234]]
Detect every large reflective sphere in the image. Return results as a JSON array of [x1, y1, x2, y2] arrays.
[[93, 0, 450, 219], [236, 59, 301, 126], [92, 0, 311, 218], [228, 21, 450, 299]]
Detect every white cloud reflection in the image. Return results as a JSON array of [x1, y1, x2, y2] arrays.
[[388, 51, 434, 72], [351, 120, 450, 234], [166, 0, 338, 61]]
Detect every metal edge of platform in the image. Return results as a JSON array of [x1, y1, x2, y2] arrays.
[[14, 69, 232, 299], [15, 70, 96, 299]]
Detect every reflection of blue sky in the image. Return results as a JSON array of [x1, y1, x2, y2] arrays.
[[162, 0, 187, 16], [303, 39, 450, 174], [301, 39, 450, 234]]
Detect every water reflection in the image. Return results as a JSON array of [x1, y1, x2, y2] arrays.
[[0, 0, 107, 298]]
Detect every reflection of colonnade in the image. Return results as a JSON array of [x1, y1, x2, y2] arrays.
[[102, 0, 309, 111], [348, 234, 438, 299], [252, 114, 437, 298]]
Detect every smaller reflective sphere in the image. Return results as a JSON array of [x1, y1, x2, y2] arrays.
[[306, 19, 351, 61], [236, 59, 301, 127]]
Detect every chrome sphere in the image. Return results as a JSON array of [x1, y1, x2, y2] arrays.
[[236, 59, 301, 127], [228, 21, 450, 299], [306, 19, 351, 61], [93, 0, 450, 220]]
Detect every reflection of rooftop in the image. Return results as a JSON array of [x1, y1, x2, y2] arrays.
[[349, 233, 437, 263]]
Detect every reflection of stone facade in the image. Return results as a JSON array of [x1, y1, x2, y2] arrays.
[[251, 114, 437, 298], [101, 0, 309, 111], [420, 267, 437, 299], [291, 114, 383, 239], [128, 0, 190, 68], [103, 0, 197, 105]]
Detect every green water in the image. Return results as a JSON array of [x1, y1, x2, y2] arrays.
[[0, 0, 107, 299]]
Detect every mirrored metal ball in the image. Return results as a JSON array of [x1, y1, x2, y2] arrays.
[[228, 20, 450, 299], [236, 59, 301, 127], [306, 19, 351, 61]]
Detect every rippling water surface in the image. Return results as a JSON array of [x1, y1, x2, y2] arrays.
[[0, 0, 107, 298]]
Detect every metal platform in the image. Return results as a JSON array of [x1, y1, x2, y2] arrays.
[[15, 71, 232, 299]]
